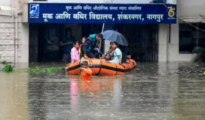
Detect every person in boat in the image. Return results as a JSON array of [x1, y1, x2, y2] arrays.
[[109, 42, 122, 64], [93, 44, 103, 58], [81, 33, 103, 59], [71, 41, 80, 63], [101, 42, 114, 61], [60, 28, 76, 62], [79, 37, 86, 58], [119, 45, 132, 63], [80, 61, 92, 80]]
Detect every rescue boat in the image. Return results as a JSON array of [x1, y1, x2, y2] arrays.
[[65, 58, 137, 75]]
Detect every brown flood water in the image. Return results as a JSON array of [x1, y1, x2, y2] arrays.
[[0, 62, 205, 120]]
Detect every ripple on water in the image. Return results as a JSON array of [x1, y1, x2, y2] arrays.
[[0, 62, 205, 120]]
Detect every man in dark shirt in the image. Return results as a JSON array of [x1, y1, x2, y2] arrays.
[[81, 33, 103, 59], [60, 28, 76, 62]]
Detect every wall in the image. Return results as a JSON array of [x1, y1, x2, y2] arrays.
[[158, 0, 200, 62], [0, 19, 29, 64], [158, 24, 168, 62], [16, 0, 205, 61], [0, 1, 11, 7], [0, 22, 16, 63], [178, 0, 205, 17], [168, 23, 195, 61], [158, 24, 195, 62], [168, 0, 198, 61], [0, 0, 29, 67]]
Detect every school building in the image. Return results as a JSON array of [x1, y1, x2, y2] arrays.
[[0, 0, 204, 66]]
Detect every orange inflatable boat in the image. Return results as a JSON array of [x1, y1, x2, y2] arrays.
[[65, 59, 137, 75]]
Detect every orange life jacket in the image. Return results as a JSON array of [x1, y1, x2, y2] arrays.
[[81, 67, 92, 80]]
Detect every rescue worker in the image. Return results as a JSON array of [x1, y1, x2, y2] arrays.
[[80, 61, 92, 80], [81, 33, 103, 59]]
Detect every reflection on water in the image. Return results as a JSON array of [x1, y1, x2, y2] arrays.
[[0, 62, 205, 120], [0, 72, 29, 120]]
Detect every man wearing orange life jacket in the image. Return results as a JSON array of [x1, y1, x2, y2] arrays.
[[80, 61, 92, 80]]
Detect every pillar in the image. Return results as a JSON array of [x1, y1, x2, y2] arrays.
[[158, 24, 169, 62]]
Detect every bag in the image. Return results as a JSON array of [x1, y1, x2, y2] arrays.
[[105, 50, 115, 60]]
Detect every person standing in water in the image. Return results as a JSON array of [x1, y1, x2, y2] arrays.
[[71, 41, 80, 63], [60, 28, 76, 62], [80, 61, 92, 80]]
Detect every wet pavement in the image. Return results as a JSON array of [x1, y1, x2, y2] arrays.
[[0, 62, 205, 120]]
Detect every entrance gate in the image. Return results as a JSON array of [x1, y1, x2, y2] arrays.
[[118, 24, 159, 62], [82, 24, 159, 62]]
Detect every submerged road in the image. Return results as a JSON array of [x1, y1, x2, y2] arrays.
[[0, 62, 205, 120]]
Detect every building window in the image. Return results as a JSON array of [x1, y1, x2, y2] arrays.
[[179, 23, 205, 53]]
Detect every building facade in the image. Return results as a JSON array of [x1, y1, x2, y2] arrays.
[[0, 0, 204, 65], [0, 0, 28, 66]]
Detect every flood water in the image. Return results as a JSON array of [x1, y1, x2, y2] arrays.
[[0, 62, 205, 120]]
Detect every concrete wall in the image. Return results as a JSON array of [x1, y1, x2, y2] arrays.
[[0, 1, 11, 7], [0, 19, 29, 65], [0, 0, 29, 67], [158, 0, 200, 62], [168, 23, 195, 61], [158, 24, 168, 62], [178, 0, 205, 22], [178, 0, 205, 17], [158, 24, 195, 62], [170, 0, 199, 61]]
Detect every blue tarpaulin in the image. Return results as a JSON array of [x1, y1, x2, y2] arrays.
[[29, 3, 177, 24]]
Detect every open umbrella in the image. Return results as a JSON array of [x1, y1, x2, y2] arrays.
[[103, 30, 128, 46]]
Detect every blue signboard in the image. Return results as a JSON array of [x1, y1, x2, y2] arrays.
[[29, 3, 177, 24]]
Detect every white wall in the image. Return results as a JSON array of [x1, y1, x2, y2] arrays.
[[0, 1, 11, 6], [158, 25, 195, 62], [158, 24, 168, 62], [158, 0, 198, 62], [158, 24, 195, 62], [0, 0, 29, 65], [167, 0, 197, 61], [177, 0, 205, 22], [168, 23, 195, 61], [178, 0, 205, 17]]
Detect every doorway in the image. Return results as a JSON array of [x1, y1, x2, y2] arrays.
[[29, 23, 103, 62], [117, 24, 159, 62]]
